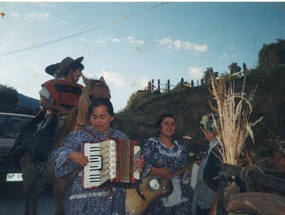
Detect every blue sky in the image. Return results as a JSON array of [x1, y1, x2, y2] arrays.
[[0, 1, 284, 112]]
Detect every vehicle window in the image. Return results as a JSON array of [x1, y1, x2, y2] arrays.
[[0, 115, 33, 138]]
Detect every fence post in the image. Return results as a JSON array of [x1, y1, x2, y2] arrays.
[[158, 79, 160, 93], [167, 79, 170, 92], [147, 81, 151, 91]]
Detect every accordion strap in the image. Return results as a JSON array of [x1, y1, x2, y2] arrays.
[[83, 128, 97, 139], [82, 128, 115, 140]]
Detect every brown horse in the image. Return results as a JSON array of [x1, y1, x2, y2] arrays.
[[19, 76, 111, 215]]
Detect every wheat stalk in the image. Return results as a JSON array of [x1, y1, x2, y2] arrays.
[[209, 73, 262, 165]]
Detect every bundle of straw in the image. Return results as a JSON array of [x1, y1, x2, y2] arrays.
[[209, 72, 262, 165]]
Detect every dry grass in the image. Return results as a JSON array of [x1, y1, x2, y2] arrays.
[[209, 73, 262, 165]]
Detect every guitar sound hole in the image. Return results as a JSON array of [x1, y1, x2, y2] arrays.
[[147, 178, 161, 191]]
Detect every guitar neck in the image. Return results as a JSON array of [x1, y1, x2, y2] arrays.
[[168, 165, 192, 180]]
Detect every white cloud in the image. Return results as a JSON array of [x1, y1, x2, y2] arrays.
[[127, 36, 145, 45], [96, 35, 121, 44], [184, 41, 208, 52], [173, 39, 183, 49], [111, 37, 120, 43], [27, 12, 50, 19], [10, 11, 49, 19], [98, 70, 126, 87], [95, 35, 144, 47], [158, 37, 208, 53], [129, 76, 149, 90], [188, 66, 203, 80], [159, 38, 172, 48]]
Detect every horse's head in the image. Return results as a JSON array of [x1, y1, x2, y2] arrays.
[[71, 75, 111, 128], [82, 75, 111, 100]]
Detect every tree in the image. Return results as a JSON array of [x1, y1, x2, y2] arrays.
[[229, 62, 242, 77], [258, 39, 285, 69], [220, 72, 230, 80], [202, 67, 219, 85], [0, 84, 19, 111]]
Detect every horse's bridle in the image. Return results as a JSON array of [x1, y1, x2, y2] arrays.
[[83, 87, 92, 105], [71, 80, 110, 128]]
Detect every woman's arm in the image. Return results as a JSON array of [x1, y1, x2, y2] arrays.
[[51, 131, 83, 177], [203, 147, 221, 192]]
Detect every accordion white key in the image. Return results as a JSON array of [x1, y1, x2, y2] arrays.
[[82, 139, 141, 189]]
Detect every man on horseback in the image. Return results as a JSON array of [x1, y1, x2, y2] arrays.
[[32, 56, 85, 172], [12, 72, 113, 215], [9, 57, 84, 161]]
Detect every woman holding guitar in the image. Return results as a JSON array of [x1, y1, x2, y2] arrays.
[[141, 113, 192, 215]]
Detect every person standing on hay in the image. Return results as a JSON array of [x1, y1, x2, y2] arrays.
[[32, 56, 85, 169], [201, 71, 260, 214], [191, 114, 219, 215]]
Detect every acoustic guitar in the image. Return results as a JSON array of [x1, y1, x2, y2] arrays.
[[125, 165, 192, 215]]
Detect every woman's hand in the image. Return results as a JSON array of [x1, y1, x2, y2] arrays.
[[185, 169, 192, 177], [69, 151, 89, 167], [136, 155, 145, 173]]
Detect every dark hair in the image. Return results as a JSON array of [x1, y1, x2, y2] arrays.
[[155, 113, 175, 129], [88, 97, 114, 116]]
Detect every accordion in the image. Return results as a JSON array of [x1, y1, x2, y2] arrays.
[[82, 139, 141, 189]]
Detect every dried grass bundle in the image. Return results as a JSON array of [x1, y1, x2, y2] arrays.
[[209, 73, 262, 165]]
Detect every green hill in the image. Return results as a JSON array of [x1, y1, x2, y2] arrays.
[[114, 67, 285, 154]]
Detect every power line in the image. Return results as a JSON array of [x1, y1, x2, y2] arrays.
[[0, 2, 166, 56]]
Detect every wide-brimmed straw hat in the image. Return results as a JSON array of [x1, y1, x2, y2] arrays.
[[58, 56, 84, 76], [45, 63, 60, 76]]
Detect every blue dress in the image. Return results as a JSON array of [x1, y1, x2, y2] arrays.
[[51, 127, 128, 215], [141, 137, 191, 215]]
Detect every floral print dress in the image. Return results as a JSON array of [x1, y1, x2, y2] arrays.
[[141, 137, 191, 215], [51, 127, 128, 215]]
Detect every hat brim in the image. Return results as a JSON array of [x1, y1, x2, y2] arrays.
[[75, 56, 84, 64], [45, 63, 60, 76], [58, 56, 84, 76]]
